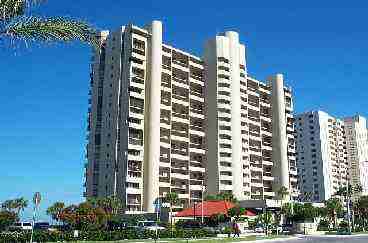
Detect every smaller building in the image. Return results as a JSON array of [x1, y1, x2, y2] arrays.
[[343, 115, 368, 195], [295, 111, 348, 202]]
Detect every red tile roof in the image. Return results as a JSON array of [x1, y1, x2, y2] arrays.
[[175, 200, 256, 217]]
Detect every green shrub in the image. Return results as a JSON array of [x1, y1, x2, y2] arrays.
[[0, 228, 216, 242], [318, 220, 330, 231]]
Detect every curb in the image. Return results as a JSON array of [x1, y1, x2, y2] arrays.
[[245, 236, 299, 243]]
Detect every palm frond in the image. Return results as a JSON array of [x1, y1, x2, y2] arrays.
[[3, 16, 99, 46], [0, 0, 25, 21]]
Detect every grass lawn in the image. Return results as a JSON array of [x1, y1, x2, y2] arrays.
[[46, 235, 292, 243], [353, 231, 368, 235]]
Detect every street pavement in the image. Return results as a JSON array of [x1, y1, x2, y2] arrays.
[[263, 235, 368, 243]]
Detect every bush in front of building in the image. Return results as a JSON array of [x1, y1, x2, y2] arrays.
[[0, 228, 216, 243]]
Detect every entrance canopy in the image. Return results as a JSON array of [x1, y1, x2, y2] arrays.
[[175, 200, 256, 217]]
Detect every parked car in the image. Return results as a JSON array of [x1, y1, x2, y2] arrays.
[[254, 225, 265, 233], [34, 222, 50, 230], [281, 224, 294, 234], [137, 221, 166, 231], [177, 220, 202, 229], [10, 222, 32, 231]]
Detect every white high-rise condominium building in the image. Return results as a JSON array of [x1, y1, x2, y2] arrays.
[[204, 33, 297, 201], [295, 111, 348, 202], [344, 115, 368, 194], [85, 21, 206, 213], [85, 20, 298, 213]]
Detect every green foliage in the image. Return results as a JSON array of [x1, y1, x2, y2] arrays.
[[277, 186, 289, 200], [1, 197, 28, 217], [58, 202, 109, 230], [353, 195, 368, 230], [227, 207, 246, 220], [317, 220, 330, 231], [0, 0, 98, 47], [0, 228, 216, 242], [87, 196, 123, 216], [325, 198, 343, 228], [46, 201, 65, 223], [204, 192, 238, 203], [0, 211, 18, 231], [256, 211, 273, 225], [164, 192, 179, 206]]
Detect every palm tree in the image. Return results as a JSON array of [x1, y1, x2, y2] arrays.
[[277, 186, 289, 201], [219, 192, 238, 203], [164, 192, 179, 237], [277, 186, 289, 224], [13, 197, 28, 217], [46, 202, 65, 224], [1, 198, 28, 217], [303, 191, 314, 202], [227, 206, 246, 221], [325, 198, 343, 229], [1, 199, 17, 212], [0, 0, 98, 48], [354, 195, 368, 231]]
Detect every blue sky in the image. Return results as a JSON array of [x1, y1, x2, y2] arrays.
[[1, 0, 368, 220]]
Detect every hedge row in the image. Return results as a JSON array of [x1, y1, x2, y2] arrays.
[[0, 228, 216, 243]]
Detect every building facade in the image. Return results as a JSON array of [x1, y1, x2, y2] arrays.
[[85, 21, 206, 213], [204, 33, 297, 201], [85, 20, 297, 213], [343, 115, 368, 194], [295, 111, 348, 202]]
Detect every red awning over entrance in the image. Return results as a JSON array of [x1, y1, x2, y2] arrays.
[[175, 200, 256, 217]]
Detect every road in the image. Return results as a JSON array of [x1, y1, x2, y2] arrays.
[[267, 235, 368, 243]]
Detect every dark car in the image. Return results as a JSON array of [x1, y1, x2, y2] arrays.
[[34, 222, 50, 230], [281, 224, 294, 234], [177, 220, 203, 229]]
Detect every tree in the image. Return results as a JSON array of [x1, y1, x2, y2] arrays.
[[277, 186, 289, 201], [227, 207, 246, 221], [164, 192, 179, 236], [325, 198, 343, 229], [58, 202, 109, 230], [0, 211, 18, 231], [94, 196, 123, 216], [1, 199, 17, 212], [1, 197, 28, 217], [303, 192, 314, 202], [277, 186, 289, 224], [0, 0, 98, 48], [204, 192, 238, 203], [354, 195, 368, 231], [46, 202, 65, 224], [13, 197, 28, 217]]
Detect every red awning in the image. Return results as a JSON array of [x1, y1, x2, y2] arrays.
[[175, 200, 257, 217], [175, 200, 234, 217]]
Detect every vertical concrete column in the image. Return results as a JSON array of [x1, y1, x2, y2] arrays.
[[226, 31, 243, 200], [144, 20, 162, 213], [270, 74, 290, 199]]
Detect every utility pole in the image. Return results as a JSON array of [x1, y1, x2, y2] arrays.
[[155, 197, 160, 240], [347, 178, 352, 234], [201, 181, 204, 224]]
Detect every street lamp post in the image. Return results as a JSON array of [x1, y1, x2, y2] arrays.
[[347, 179, 352, 234], [201, 181, 204, 224]]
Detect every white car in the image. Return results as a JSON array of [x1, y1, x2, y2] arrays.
[[137, 221, 166, 231], [254, 225, 264, 233], [12, 222, 33, 231]]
